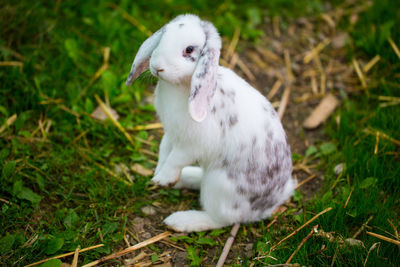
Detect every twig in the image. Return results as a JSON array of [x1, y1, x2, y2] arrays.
[[0, 114, 17, 134], [255, 47, 282, 64], [123, 229, 131, 247], [82, 231, 171, 267], [140, 148, 158, 158], [248, 50, 269, 70], [296, 174, 317, 189], [219, 57, 230, 68], [135, 136, 154, 146], [353, 215, 374, 239], [313, 52, 323, 73], [0, 46, 25, 60], [272, 16, 281, 38], [294, 93, 324, 103], [109, 3, 152, 37], [277, 86, 291, 120], [236, 55, 256, 81], [378, 96, 400, 102], [311, 75, 318, 94], [330, 172, 344, 191], [380, 101, 400, 108], [0, 61, 23, 72], [134, 250, 173, 266], [94, 94, 136, 148], [45, 120, 52, 133], [71, 245, 80, 267], [21, 234, 38, 248], [133, 122, 163, 131], [78, 47, 110, 99], [388, 37, 400, 61], [379, 95, 400, 108], [267, 206, 288, 229], [40, 94, 81, 117], [284, 49, 295, 83], [293, 163, 317, 175], [126, 228, 141, 243], [160, 240, 186, 251], [25, 244, 104, 267], [344, 187, 354, 208], [387, 219, 400, 250], [79, 150, 132, 185], [270, 207, 333, 251], [320, 13, 335, 28], [374, 131, 380, 154], [366, 231, 400, 246], [94, 160, 132, 185], [320, 72, 326, 95], [363, 128, 400, 146], [267, 79, 282, 100], [125, 251, 148, 265], [38, 119, 47, 140], [363, 242, 380, 267], [72, 130, 89, 144], [387, 219, 399, 242], [216, 223, 241, 267], [303, 39, 331, 64], [307, 245, 328, 258], [286, 225, 318, 264], [228, 53, 238, 69], [363, 55, 380, 73], [330, 243, 339, 267], [225, 27, 241, 61], [0, 198, 10, 205], [131, 163, 153, 176], [352, 58, 367, 88], [25, 162, 48, 178]]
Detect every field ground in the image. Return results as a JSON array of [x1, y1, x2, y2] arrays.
[[1, 0, 399, 266]]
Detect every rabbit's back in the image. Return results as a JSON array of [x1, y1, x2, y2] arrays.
[[203, 66, 293, 216]]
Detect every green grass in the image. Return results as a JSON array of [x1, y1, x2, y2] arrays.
[[251, 0, 400, 265], [1, 0, 399, 266]]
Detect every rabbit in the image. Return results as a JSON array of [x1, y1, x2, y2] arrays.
[[125, 14, 295, 232]]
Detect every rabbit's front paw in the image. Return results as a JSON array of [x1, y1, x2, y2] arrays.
[[151, 171, 180, 187]]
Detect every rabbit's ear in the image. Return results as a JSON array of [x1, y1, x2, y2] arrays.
[[189, 21, 221, 122], [125, 28, 165, 86]]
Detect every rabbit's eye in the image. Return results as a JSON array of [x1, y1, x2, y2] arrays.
[[185, 46, 194, 54], [183, 46, 197, 61]]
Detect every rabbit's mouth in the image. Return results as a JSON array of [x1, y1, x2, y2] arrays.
[[149, 64, 165, 78], [150, 68, 162, 79], [150, 65, 192, 87]]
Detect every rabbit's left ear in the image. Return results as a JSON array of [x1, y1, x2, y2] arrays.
[[188, 21, 221, 122], [125, 27, 165, 86]]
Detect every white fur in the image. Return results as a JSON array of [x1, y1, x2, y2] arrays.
[[126, 14, 295, 232], [174, 166, 203, 190]]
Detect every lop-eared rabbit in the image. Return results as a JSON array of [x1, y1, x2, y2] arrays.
[[126, 14, 295, 232]]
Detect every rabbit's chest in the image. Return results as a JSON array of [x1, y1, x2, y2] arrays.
[[154, 84, 194, 135]]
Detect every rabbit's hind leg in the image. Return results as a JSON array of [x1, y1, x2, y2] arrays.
[[164, 169, 245, 232], [201, 169, 250, 224], [164, 210, 227, 232]]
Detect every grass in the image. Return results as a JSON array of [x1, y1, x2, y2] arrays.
[[1, 0, 399, 266]]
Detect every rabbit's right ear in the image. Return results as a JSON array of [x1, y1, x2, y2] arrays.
[[125, 28, 165, 86], [188, 21, 221, 122]]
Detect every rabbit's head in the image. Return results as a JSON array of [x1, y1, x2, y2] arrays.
[[125, 14, 221, 122]]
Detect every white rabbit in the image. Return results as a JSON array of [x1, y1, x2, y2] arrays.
[[126, 14, 295, 232]]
